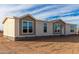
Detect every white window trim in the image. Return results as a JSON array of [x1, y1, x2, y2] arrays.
[[22, 20, 33, 34]]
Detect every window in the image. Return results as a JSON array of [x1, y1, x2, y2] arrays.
[[22, 21, 33, 34], [29, 22, 32, 33], [44, 23, 47, 33], [70, 30, 74, 32], [23, 22, 27, 33], [70, 25, 75, 32], [53, 23, 61, 33]]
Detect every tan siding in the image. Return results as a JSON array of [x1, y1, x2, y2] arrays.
[[15, 16, 36, 37], [65, 24, 77, 35], [3, 18, 15, 37], [52, 20, 65, 35], [15, 18, 20, 37], [15, 20, 54, 37], [15, 19, 36, 37], [3, 15, 77, 39], [36, 21, 53, 36], [19, 16, 36, 35]]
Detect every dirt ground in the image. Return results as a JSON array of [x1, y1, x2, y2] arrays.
[[0, 33, 79, 54]]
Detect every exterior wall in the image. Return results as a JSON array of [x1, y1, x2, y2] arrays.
[[52, 21, 65, 35], [65, 24, 77, 35], [61, 26, 65, 35], [76, 27, 79, 34], [15, 18, 20, 37], [15, 19, 54, 37], [3, 16, 78, 41], [36, 21, 53, 36], [15, 16, 36, 37], [3, 18, 15, 37]]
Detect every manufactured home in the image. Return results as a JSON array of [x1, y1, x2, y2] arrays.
[[3, 14, 77, 41]]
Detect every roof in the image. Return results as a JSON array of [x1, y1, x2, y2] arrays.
[[2, 14, 37, 24], [2, 14, 49, 24], [50, 19, 65, 23], [2, 14, 77, 25], [2, 16, 16, 24]]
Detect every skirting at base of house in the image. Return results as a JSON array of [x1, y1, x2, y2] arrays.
[[3, 34, 78, 41], [3, 35, 53, 41], [4, 35, 59, 41]]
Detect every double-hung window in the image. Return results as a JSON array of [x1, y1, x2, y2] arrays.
[[22, 20, 33, 34], [53, 23, 61, 33], [70, 25, 75, 32], [44, 23, 47, 33]]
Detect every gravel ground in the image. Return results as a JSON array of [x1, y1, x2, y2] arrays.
[[0, 33, 79, 54]]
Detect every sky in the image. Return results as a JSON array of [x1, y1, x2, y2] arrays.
[[0, 4, 79, 30]]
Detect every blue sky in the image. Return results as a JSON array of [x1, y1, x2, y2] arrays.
[[0, 4, 79, 30]]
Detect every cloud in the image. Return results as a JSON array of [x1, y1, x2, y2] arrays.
[[0, 4, 79, 30], [60, 16, 79, 25], [0, 4, 34, 30], [44, 5, 79, 19]]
